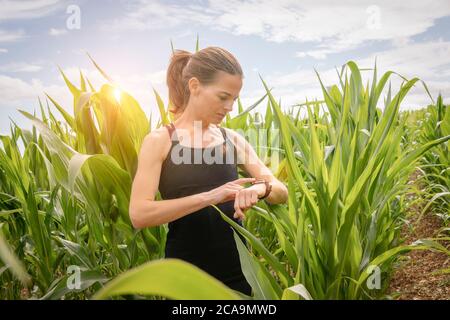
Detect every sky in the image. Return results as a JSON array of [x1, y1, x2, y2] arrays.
[[1, 0, 450, 135]]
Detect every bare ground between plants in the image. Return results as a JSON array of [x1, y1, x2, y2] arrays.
[[387, 171, 449, 300]]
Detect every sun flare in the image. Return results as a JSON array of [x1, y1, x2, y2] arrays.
[[114, 88, 122, 104]]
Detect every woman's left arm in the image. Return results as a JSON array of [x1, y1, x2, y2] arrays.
[[224, 128, 288, 215]]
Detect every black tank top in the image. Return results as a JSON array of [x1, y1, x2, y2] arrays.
[[158, 123, 251, 295]]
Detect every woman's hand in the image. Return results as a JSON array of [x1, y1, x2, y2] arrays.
[[233, 183, 266, 221], [207, 177, 256, 205]]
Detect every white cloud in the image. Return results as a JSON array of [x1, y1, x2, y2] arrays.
[[0, 1, 67, 45], [0, 74, 71, 136], [211, 0, 450, 57], [101, 0, 450, 59], [0, 48, 8, 53], [296, 50, 330, 60], [357, 39, 450, 108], [100, 1, 214, 32], [0, 29, 25, 42], [358, 39, 450, 80], [0, 0, 66, 20], [0, 75, 67, 107], [260, 39, 450, 110], [121, 70, 166, 86], [0, 62, 43, 73], [49, 28, 68, 36]]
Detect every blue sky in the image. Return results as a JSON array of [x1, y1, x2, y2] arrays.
[[1, 0, 450, 135]]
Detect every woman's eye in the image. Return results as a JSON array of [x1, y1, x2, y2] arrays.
[[219, 96, 227, 101]]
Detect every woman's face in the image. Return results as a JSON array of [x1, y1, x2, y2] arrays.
[[189, 70, 243, 124]]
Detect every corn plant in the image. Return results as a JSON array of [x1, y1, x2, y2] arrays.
[[215, 61, 449, 299], [415, 95, 449, 223], [0, 63, 163, 298]]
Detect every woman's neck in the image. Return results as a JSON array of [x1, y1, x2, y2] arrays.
[[174, 105, 214, 133], [173, 105, 220, 146]]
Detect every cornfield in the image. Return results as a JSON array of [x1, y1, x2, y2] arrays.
[[1, 46, 449, 300]]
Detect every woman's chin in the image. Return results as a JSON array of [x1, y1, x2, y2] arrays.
[[211, 118, 223, 125]]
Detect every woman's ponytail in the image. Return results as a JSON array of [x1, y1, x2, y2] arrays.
[[166, 50, 192, 119]]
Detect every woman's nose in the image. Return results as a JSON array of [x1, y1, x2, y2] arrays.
[[224, 102, 234, 112]]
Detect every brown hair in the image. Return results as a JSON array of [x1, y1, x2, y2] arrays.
[[166, 46, 243, 119]]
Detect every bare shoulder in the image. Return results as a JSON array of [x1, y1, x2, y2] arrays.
[[140, 126, 172, 162]]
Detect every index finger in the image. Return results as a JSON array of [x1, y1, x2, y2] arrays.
[[232, 177, 256, 185]]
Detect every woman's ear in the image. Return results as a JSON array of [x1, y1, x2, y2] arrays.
[[188, 77, 201, 96]]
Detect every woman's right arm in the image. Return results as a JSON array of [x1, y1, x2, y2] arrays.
[[129, 129, 255, 229], [129, 129, 214, 229]]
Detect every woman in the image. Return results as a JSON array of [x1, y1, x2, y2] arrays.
[[129, 46, 288, 296]]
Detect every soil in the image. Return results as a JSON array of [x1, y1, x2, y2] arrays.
[[387, 171, 449, 300]]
